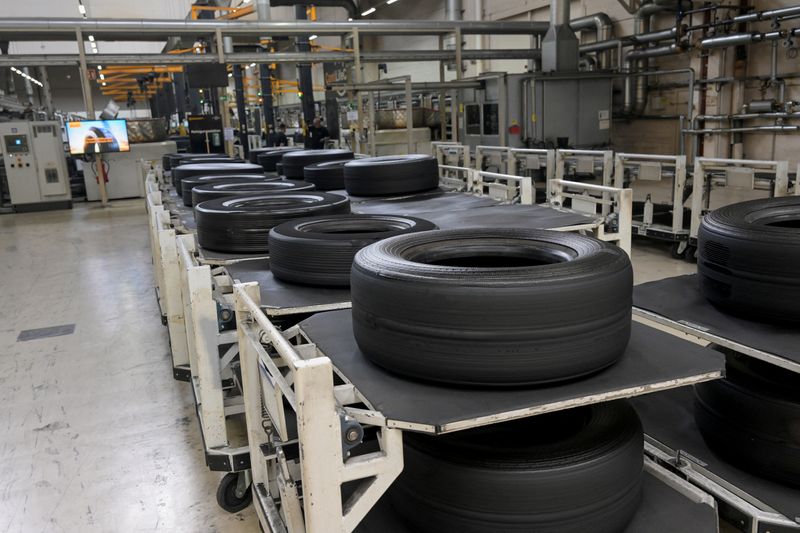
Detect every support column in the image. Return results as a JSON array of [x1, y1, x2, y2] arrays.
[[76, 29, 108, 206], [38, 67, 54, 118], [295, 5, 316, 137], [233, 66, 248, 158]]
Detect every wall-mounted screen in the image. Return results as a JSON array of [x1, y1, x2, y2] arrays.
[[66, 119, 130, 155]]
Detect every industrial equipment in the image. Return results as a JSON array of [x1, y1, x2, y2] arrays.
[[84, 140, 177, 201], [0, 121, 71, 212], [459, 73, 612, 150]]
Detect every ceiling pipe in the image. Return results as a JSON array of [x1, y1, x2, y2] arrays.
[[329, 80, 482, 91], [701, 28, 800, 49], [542, 0, 579, 71], [268, 0, 357, 19], [0, 49, 543, 67], [446, 0, 463, 22], [0, 18, 550, 40], [570, 13, 613, 69]]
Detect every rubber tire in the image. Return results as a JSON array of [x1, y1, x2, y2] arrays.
[[168, 155, 236, 187], [344, 154, 439, 196], [216, 472, 252, 513], [256, 147, 304, 171], [390, 401, 643, 533], [351, 228, 632, 386], [275, 162, 284, 176], [165, 152, 228, 172], [268, 214, 437, 287], [694, 353, 800, 487], [195, 192, 350, 253], [698, 196, 800, 323], [303, 159, 350, 190], [180, 174, 282, 207], [191, 179, 315, 207], [281, 149, 353, 179], [172, 162, 264, 196]]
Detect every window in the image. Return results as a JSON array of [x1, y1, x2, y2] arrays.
[[465, 104, 480, 135]]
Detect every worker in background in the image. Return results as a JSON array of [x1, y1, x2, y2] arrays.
[[306, 117, 329, 149], [265, 123, 288, 147]]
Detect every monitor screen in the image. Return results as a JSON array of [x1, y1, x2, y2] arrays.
[[66, 119, 130, 155]]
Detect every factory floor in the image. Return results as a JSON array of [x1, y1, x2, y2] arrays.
[[0, 199, 694, 532]]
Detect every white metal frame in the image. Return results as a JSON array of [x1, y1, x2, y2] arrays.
[[548, 178, 633, 255], [689, 157, 791, 242], [614, 153, 689, 242], [646, 438, 800, 532], [474, 145, 510, 174], [472, 170, 534, 204], [507, 148, 555, 182], [234, 280, 722, 532]]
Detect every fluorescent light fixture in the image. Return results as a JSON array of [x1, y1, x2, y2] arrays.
[[309, 34, 318, 40], [249, 62, 256, 67], [348, 17, 353, 21], [361, 7, 376, 16], [92, 48, 98, 53], [228, 73, 233, 78], [97, 65, 102, 70], [78, 3, 86, 15], [387, 0, 398, 4], [99, 73, 105, 80], [102, 82, 106, 86], [88, 35, 95, 42]]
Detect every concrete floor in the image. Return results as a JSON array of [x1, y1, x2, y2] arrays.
[[0, 199, 695, 532], [0, 200, 257, 532]]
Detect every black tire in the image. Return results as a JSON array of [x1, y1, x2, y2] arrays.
[[694, 353, 800, 487], [269, 214, 437, 287], [303, 159, 350, 190], [390, 401, 643, 533], [698, 196, 800, 323], [275, 162, 284, 175], [165, 152, 228, 172], [344, 154, 439, 196], [191, 179, 315, 207], [216, 472, 252, 513], [351, 228, 632, 386], [195, 192, 350, 253], [256, 147, 304, 171], [180, 174, 282, 207], [173, 162, 264, 196], [281, 149, 353, 179]]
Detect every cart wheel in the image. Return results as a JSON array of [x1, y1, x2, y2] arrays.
[[669, 242, 687, 259], [683, 245, 697, 263], [216, 472, 252, 513]]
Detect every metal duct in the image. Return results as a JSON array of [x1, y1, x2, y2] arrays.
[[626, 43, 680, 60], [447, 0, 463, 21], [542, 0, 579, 71], [570, 13, 613, 68], [0, 18, 550, 41], [269, 0, 357, 19], [700, 29, 800, 49], [329, 80, 482, 91], [624, 0, 677, 115], [0, 49, 543, 67]]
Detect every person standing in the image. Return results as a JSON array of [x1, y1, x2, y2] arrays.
[[306, 117, 329, 149]]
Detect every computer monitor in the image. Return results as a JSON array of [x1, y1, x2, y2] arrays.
[[66, 119, 130, 155]]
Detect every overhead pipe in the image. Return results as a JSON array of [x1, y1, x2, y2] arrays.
[[570, 13, 613, 68], [684, 125, 799, 134], [701, 28, 800, 49], [268, 0, 357, 19], [0, 18, 550, 40], [729, 5, 800, 24], [329, 81, 483, 91]]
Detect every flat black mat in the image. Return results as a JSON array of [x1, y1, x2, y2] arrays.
[[198, 247, 268, 265], [633, 274, 800, 365], [350, 191, 499, 215], [225, 260, 350, 316], [631, 387, 800, 522], [412, 203, 596, 230], [299, 310, 724, 433], [356, 469, 718, 533]]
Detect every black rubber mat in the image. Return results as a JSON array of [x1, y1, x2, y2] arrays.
[[355, 466, 719, 533], [633, 274, 800, 365], [299, 310, 724, 433], [631, 387, 800, 523], [225, 260, 350, 316]]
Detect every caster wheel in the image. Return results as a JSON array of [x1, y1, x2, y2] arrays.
[[669, 242, 687, 260], [683, 245, 697, 263], [216, 472, 252, 513]]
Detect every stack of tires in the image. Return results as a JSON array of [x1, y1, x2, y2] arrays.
[[349, 228, 643, 531], [343, 154, 439, 196], [190, 180, 315, 208], [280, 149, 353, 179], [173, 162, 264, 197], [694, 196, 800, 487], [180, 174, 284, 207], [256, 147, 304, 172]]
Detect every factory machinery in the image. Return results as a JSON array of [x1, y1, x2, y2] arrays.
[[143, 137, 799, 532]]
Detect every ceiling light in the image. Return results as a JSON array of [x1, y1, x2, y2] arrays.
[[97, 65, 102, 70], [99, 73, 105, 80], [78, 3, 86, 15], [249, 62, 256, 67], [92, 48, 98, 53], [309, 34, 318, 40], [361, 7, 376, 16], [88, 35, 95, 42], [228, 73, 232, 78], [102, 82, 106, 86], [348, 17, 353, 21], [387, 0, 398, 4]]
